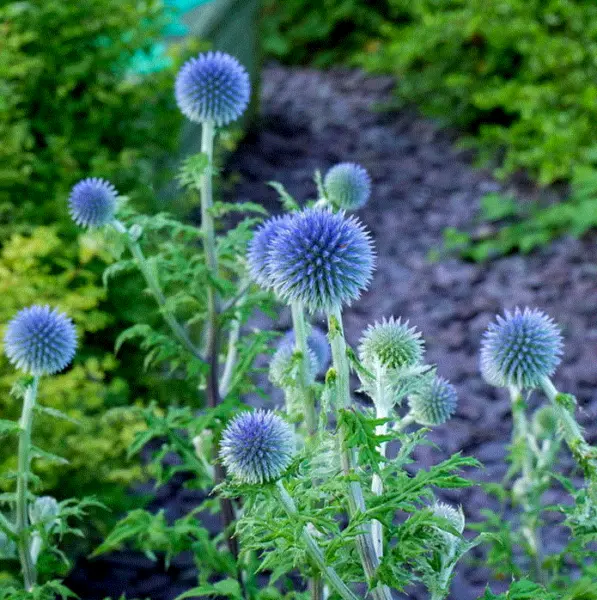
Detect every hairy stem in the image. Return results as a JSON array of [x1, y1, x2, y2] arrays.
[[509, 386, 544, 583], [328, 307, 393, 600], [291, 301, 316, 434], [276, 481, 361, 600], [541, 377, 597, 479], [371, 364, 389, 560], [219, 315, 241, 399], [16, 377, 39, 591], [114, 221, 205, 364]]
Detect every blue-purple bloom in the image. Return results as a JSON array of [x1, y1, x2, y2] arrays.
[[175, 51, 250, 126], [280, 326, 331, 375], [408, 377, 457, 426], [68, 178, 117, 228], [267, 209, 375, 313], [359, 317, 424, 371], [220, 410, 295, 484], [324, 162, 371, 210], [4, 306, 77, 376], [247, 215, 292, 288], [480, 307, 563, 390]]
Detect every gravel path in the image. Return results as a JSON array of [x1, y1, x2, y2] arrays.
[[67, 65, 597, 600]]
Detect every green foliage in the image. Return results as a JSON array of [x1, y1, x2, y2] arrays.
[[357, 0, 597, 184], [0, 0, 181, 233], [0, 228, 143, 500], [442, 167, 597, 261], [262, 0, 390, 67]]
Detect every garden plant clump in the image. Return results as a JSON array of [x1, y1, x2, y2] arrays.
[[2, 52, 597, 600]]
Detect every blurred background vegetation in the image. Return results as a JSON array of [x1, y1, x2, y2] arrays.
[[1, 0, 597, 565]]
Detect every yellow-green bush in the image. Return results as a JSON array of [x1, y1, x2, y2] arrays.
[[0, 228, 144, 500]]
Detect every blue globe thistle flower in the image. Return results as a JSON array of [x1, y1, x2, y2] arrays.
[[4, 306, 77, 376], [268, 209, 375, 313], [408, 377, 457, 426], [480, 307, 563, 390], [432, 502, 465, 542], [280, 326, 331, 375], [359, 317, 424, 371], [68, 178, 117, 228], [269, 343, 318, 389], [324, 162, 371, 210], [247, 215, 292, 288], [175, 51, 250, 126], [220, 410, 295, 484]]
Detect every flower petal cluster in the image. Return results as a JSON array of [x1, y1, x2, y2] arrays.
[[68, 178, 117, 228], [324, 162, 371, 210], [175, 51, 250, 125], [408, 377, 457, 426], [280, 326, 330, 375], [247, 215, 292, 288], [480, 307, 563, 390], [4, 306, 77, 376], [268, 209, 374, 312], [220, 410, 295, 484], [359, 317, 424, 371]]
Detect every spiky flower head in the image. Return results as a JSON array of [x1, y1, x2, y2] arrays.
[[480, 307, 563, 390], [220, 410, 295, 484], [4, 306, 77, 376], [268, 209, 375, 313], [269, 344, 318, 389], [175, 51, 250, 126], [408, 377, 457, 426], [68, 178, 117, 228], [432, 502, 465, 535], [324, 162, 371, 210], [280, 326, 331, 375], [247, 215, 292, 289], [359, 317, 424, 371]]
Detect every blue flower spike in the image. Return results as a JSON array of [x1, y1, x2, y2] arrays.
[[220, 410, 295, 484], [480, 307, 563, 390], [175, 51, 250, 126], [4, 306, 77, 376], [267, 208, 375, 313], [68, 178, 118, 229]]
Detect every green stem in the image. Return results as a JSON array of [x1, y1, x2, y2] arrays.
[[275, 481, 361, 600], [291, 301, 316, 434], [219, 314, 241, 399], [123, 232, 205, 363], [371, 364, 389, 560], [327, 307, 393, 600], [540, 377, 597, 478], [509, 386, 544, 583], [16, 377, 39, 590]]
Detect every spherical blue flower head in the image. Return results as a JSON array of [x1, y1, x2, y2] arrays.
[[247, 215, 292, 288], [4, 306, 77, 376], [408, 377, 457, 426], [68, 178, 117, 228], [480, 307, 563, 390], [280, 326, 331, 375], [175, 51, 250, 126], [268, 209, 375, 313], [220, 410, 295, 484], [324, 162, 371, 210]]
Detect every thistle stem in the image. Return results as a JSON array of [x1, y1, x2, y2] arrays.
[[219, 315, 241, 399], [509, 386, 544, 582], [540, 377, 597, 478], [16, 377, 39, 590], [327, 307, 393, 600], [371, 364, 389, 560], [113, 221, 205, 364], [291, 301, 316, 434], [275, 481, 361, 600]]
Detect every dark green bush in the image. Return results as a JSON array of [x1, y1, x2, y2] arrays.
[[358, 0, 597, 184], [0, 0, 181, 234]]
